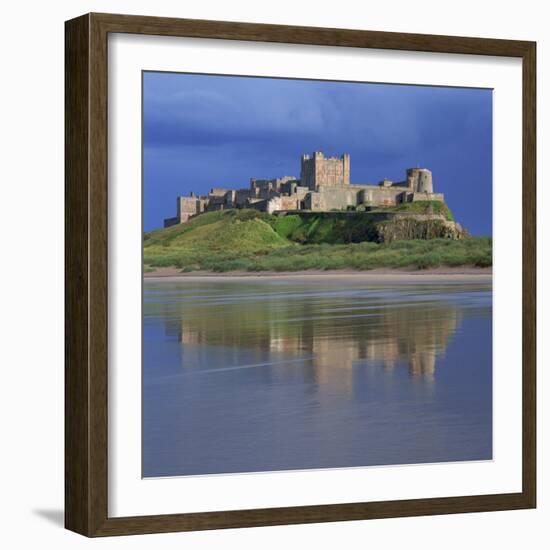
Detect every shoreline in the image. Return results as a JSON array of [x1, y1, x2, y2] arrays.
[[144, 265, 492, 283]]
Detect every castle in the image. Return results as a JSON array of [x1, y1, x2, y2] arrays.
[[164, 152, 445, 227]]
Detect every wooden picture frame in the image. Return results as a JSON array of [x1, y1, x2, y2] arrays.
[[65, 12, 536, 537]]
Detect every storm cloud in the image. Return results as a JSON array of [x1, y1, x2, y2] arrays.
[[143, 72, 492, 234]]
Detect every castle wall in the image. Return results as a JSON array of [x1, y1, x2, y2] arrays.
[[235, 189, 251, 207], [250, 178, 276, 198], [209, 187, 228, 196], [303, 188, 354, 211], [266, 195, 303, 214], [176, 196, 202, 222], [409, 192, 444, 203], [247, 198, 269, 212], [206, 195, 226, 211], [280, 181, 307, 196], [357, 186, 407, 207], [223, 190, 236, 208]]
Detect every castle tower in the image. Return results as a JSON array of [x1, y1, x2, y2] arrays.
[[417, 169, 433, 193], [300, 151, 350, 190], [406, 168, 433, 193]]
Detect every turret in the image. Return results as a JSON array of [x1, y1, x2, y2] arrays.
[[417, 169, 433, 193], [407, 168, 433, 193]]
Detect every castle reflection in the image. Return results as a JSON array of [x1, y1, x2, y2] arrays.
[[158, 284, 463, 391]]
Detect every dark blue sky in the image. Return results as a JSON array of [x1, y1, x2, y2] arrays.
[[143, 72, 492, 235]]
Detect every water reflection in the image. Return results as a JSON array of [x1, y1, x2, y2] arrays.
[[143, 278, 492, 477], [157, 282, 465, 384]]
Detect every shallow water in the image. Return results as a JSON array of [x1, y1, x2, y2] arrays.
[[143, 277, 492, 477]]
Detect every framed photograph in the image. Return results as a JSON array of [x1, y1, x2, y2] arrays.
[[65, 13, 536, 537]]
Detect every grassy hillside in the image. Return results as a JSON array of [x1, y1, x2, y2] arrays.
[[269, 212, 378, 244], [144, 208, 492, 272], [144, 210, 288, 271]]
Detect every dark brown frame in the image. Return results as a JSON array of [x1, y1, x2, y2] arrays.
[[65, 12, 536, 537]]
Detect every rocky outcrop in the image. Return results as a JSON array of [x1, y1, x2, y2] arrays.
[[374, 216, 469, 243]]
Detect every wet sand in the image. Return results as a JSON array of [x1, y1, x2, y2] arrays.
[[144, 265, 492, 283]]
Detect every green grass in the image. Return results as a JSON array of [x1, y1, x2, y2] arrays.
[[207, 238, 491, 272], [144, 209, 491, 272], [144, 210, 289, 271], [369, 200, 454, 221], [268, 212, 379, 244]]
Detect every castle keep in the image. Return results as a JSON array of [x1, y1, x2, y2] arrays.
[[300, 152, 350, 189], [164, 152, 444, 227]]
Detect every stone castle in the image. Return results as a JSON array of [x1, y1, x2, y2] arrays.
[[164, 151, 445, 227]]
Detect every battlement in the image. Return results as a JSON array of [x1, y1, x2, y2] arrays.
[[301, 151, 350, 162]]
